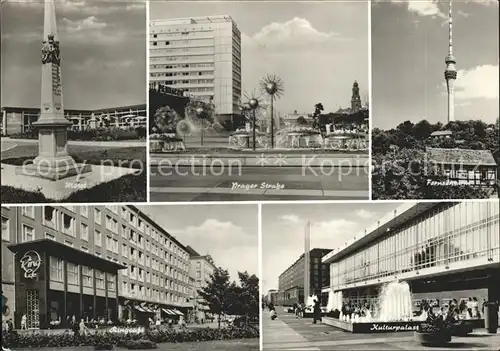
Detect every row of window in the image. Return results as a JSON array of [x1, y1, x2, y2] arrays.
[[49, 257, 116, 291], [151, 63, 214, 70], [329, 202, 500, 287], [9, 206, 191, 263]]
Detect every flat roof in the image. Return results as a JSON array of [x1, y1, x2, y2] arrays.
[[151, 15, 237, 27], [2, 104, 146, 114], [8, 239, 126, 272], [426, 147, 497, 166], [322, 202, 442, 264]]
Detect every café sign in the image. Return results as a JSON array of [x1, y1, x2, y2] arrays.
[[20, 251, 42, 279]]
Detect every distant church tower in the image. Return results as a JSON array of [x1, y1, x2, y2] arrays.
[[444, 0, 457, 123], [351, 81, 362, 113]]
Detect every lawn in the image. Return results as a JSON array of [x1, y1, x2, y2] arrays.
[[1, 145, 147, 203]]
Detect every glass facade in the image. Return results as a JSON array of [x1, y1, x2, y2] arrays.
[[330, 201, 500, 288]]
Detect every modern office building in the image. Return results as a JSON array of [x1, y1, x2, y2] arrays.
[[1, 205, 192, 329], [186, 246, 216, 322], [1, 105, 147, 136], [322, 201, 500, 312], [149, 15, 242, 126], [277, 248, 332, 306]]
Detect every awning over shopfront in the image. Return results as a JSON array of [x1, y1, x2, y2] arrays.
[[161, 308, 175, 315], [172, 309, 184, 316]]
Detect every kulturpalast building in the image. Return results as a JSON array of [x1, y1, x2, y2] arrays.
[[322, 201, 500, 312]]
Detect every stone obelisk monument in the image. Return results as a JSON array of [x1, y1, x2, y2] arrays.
[[22, 0, 90, 180]]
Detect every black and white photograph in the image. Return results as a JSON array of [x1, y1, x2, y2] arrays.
[[148, 1, 370, 202], [371, 1, 499, 200], [1, 204, 259, 351], [1, 0, 147, 203], [261, 200, 500, 350]]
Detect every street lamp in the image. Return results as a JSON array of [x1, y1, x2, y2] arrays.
[[261, 75, 284, 149], [195, 107, 205, 146], [248, 98, 259, 151]]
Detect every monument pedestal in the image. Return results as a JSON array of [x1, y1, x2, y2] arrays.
[[16, 122, 92, 181]]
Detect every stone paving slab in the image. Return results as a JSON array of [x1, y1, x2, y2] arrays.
[[1, 163, 139, 202]]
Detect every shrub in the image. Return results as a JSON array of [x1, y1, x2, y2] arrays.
[[124, 339, 157, 349], [1, 326, 259, 348]]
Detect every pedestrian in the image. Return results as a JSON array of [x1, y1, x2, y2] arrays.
[[21, 314, 27, 330], [7, 319, 14, 333], [312, 299, 321, 324], [79, 319, 88, 335]]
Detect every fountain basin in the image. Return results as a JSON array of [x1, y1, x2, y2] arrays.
[[414, 331, 451, 346], [322, 317, 422, 333]]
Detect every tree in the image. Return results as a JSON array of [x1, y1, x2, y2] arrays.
[[296, 116, 308, 126], [198, 267, 236, 329], [230, 272, 259, 322], [153, 106, 182, 134], [412, 120, 432, 139]]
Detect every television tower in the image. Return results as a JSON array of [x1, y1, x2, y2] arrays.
[[444, 0, 457, 123]]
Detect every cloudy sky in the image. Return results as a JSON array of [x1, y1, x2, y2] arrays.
[[137, 204, 258, 284], [1, 0, 146, 110], [262, 202, 405, 294], [150, 1, 369, 116], [372, 0, 499, 129]]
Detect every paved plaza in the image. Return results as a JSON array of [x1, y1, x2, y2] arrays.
[[262, 307, 500, 350]]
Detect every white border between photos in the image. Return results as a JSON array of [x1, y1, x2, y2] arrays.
[[258, 203, 263, 351], [146, 0, 151, 203], [368, 0, 373, 201]]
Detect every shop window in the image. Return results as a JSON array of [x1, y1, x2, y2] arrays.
[[95, 271, 105, 289], [50, 257, 63, 282], [82, 266, 93, 287], [2, 216, 9, 242], [67, 263, 79, 285]]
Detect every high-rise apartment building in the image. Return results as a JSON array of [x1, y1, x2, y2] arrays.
[[277, 248, 332, 306], [150, 15, 242, 125], [1, 205, 192, 329]]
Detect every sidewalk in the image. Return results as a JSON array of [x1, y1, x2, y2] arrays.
[[262, 311, 320, 350]]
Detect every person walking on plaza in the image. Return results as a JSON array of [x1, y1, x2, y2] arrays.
[[312, 299, 321, 324]]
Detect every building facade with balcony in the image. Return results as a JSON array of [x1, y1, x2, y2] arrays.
[[149, 15, 242, 127], [322, 201, 500, 313], [1, 205, 193, 329], [1, 105, 146, 136], [277, 248, 332, 306], [186, 246, 216, 322]]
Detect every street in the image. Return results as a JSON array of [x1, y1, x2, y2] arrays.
[[149, 165, 369, 201], [262, 307, 500, 350]]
